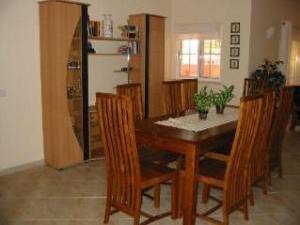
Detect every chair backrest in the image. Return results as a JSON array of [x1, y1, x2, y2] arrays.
[[116, 83, 144, 121], [182, 79, 198, 111], [96, 93, 141, 213], [223, 95, 263, 213], [243, 78, 265, 96], [163, 80, 184, 115], [251, 90, 276, 183], [268, 86, 295, 168]]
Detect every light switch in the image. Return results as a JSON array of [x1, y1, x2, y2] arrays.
[[0, 89, 7, 97]]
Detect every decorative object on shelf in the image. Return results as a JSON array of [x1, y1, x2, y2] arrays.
[[230, 34, 240, 45], [250, 59, 286, 89], [102, 14, 113, 38], [88, 20, 101, 37], [230, 59, 239, 69], [67, 58, 81, 70], [194, 86, 213, 120], [231, 22, 240, 33], [118, 24, 139, 39], [87, 41, 96, 53], [230, 47, 240, 57], [118, 45, 130, 55], [212, 85, 234, 114]]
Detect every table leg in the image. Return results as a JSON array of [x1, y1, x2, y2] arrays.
[[182, 146, 199, 225]]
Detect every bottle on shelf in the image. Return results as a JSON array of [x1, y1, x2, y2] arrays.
[[102, 14, 113, 38]]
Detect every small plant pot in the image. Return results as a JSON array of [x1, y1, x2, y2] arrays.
[[198, 111, 208, 120], [216, 105, 225, 114]]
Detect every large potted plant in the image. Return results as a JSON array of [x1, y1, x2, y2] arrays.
[[212, 85, 234, 114], [194, 86, 213, 120], [250, 59, 286, 89]]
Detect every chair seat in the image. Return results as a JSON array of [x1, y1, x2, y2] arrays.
[[139, 146, 180, 165], [198, 158, 226, 188], [141, 163, 177, 189]]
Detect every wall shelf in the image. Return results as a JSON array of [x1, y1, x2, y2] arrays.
[[89, 53, 127, 56], [88, 36, 139, 42]]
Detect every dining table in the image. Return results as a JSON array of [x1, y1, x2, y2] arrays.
[[135, 107, 238, 225]]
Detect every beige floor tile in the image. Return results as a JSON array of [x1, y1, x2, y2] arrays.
[[0, 131, 300, 225]]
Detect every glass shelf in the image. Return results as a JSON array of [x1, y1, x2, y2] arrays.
[[88, 36, 139, 42]]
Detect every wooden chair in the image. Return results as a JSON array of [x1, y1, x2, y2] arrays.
[[243, 78, 265, 96], [195, 95, 263, 225], [116, 83, 179, 207], [268, 86, 295, 179], [162, 80, 185, 116], [96, 93, 177, 225], [248, 90, 276, 205], [290, 87, 300, 130], [116, 83, 144, 121], [182, 79, 198, 111]]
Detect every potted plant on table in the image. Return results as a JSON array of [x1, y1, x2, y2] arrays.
[[194, 86, 213, 120], [212, 85, 234, 114]]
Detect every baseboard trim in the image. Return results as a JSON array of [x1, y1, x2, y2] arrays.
[[0, 160, 44, 177]]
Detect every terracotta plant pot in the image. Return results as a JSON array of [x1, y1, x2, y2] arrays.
[[216, 105, 225, 114], [198, 111, 208, 120]]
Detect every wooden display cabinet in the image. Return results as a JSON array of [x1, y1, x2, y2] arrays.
[[129, 14, 165, 118], [39, 0, 89, 169]]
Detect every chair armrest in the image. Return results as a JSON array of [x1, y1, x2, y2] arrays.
[[205, 152, 230, 163]]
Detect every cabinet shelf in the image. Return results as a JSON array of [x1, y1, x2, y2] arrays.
[[89, 53, 127, 56], [88, 36, 139, 42]]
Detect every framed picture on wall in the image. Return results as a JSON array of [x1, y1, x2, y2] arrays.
[[230, 59, 239, 69], [230, 35, 240, 45], [231, 22, 240, 33], [230, 47, 240, 57]]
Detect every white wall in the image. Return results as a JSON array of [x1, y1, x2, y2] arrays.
[[0, 0, 43, 171], [169, 0, 252, 105], [249, 0, 300, 72]]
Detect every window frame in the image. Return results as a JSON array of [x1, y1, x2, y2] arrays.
[[177, 37, 222, 81]]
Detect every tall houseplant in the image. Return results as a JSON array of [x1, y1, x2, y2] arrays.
[[212, 85, 234, 114], [250, 59, 286, 89], [194, 86, 213, 120]]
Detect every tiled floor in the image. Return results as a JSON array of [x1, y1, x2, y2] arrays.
[[0, 130, 300, 225]]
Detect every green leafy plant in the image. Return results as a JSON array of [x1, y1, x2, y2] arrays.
[[250, 59, 286, 88], [212, 85, 234, 107], [193, 86, 213, 113]]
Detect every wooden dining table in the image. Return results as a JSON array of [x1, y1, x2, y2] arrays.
[[135, 110, 238, 225]]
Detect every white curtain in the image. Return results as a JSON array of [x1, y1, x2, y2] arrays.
[[278, 21, 300, 83], [173, 23, 222, 39], [289, 28, 300, 83]]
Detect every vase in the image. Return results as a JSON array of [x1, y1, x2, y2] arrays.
[[198, 111, 208, 120], [102, 14, 113, 38], [216, 105, 225, 114]]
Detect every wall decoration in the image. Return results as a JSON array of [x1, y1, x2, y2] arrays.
[[231, 22, 240, 33], [230, 35, 240, 45], [230, 59, 239, 69], [230, 47, 240, 57]]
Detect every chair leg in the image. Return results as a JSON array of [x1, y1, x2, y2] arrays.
[[104, 196, 112, 224], [223, 213, 229, 225], [171, 176, 178, 219], [278, 162, 283, 178], [154, 184, 160, 208], [243, 201, 249, 220], [202, 184, 210, 204], [262, 175, 268, 195], [133, 212, 141, 225], [249, 188, 254, 206], [176, 171, 185, 218]]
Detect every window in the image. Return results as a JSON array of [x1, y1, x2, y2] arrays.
[[178, 38, 221, 79]]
